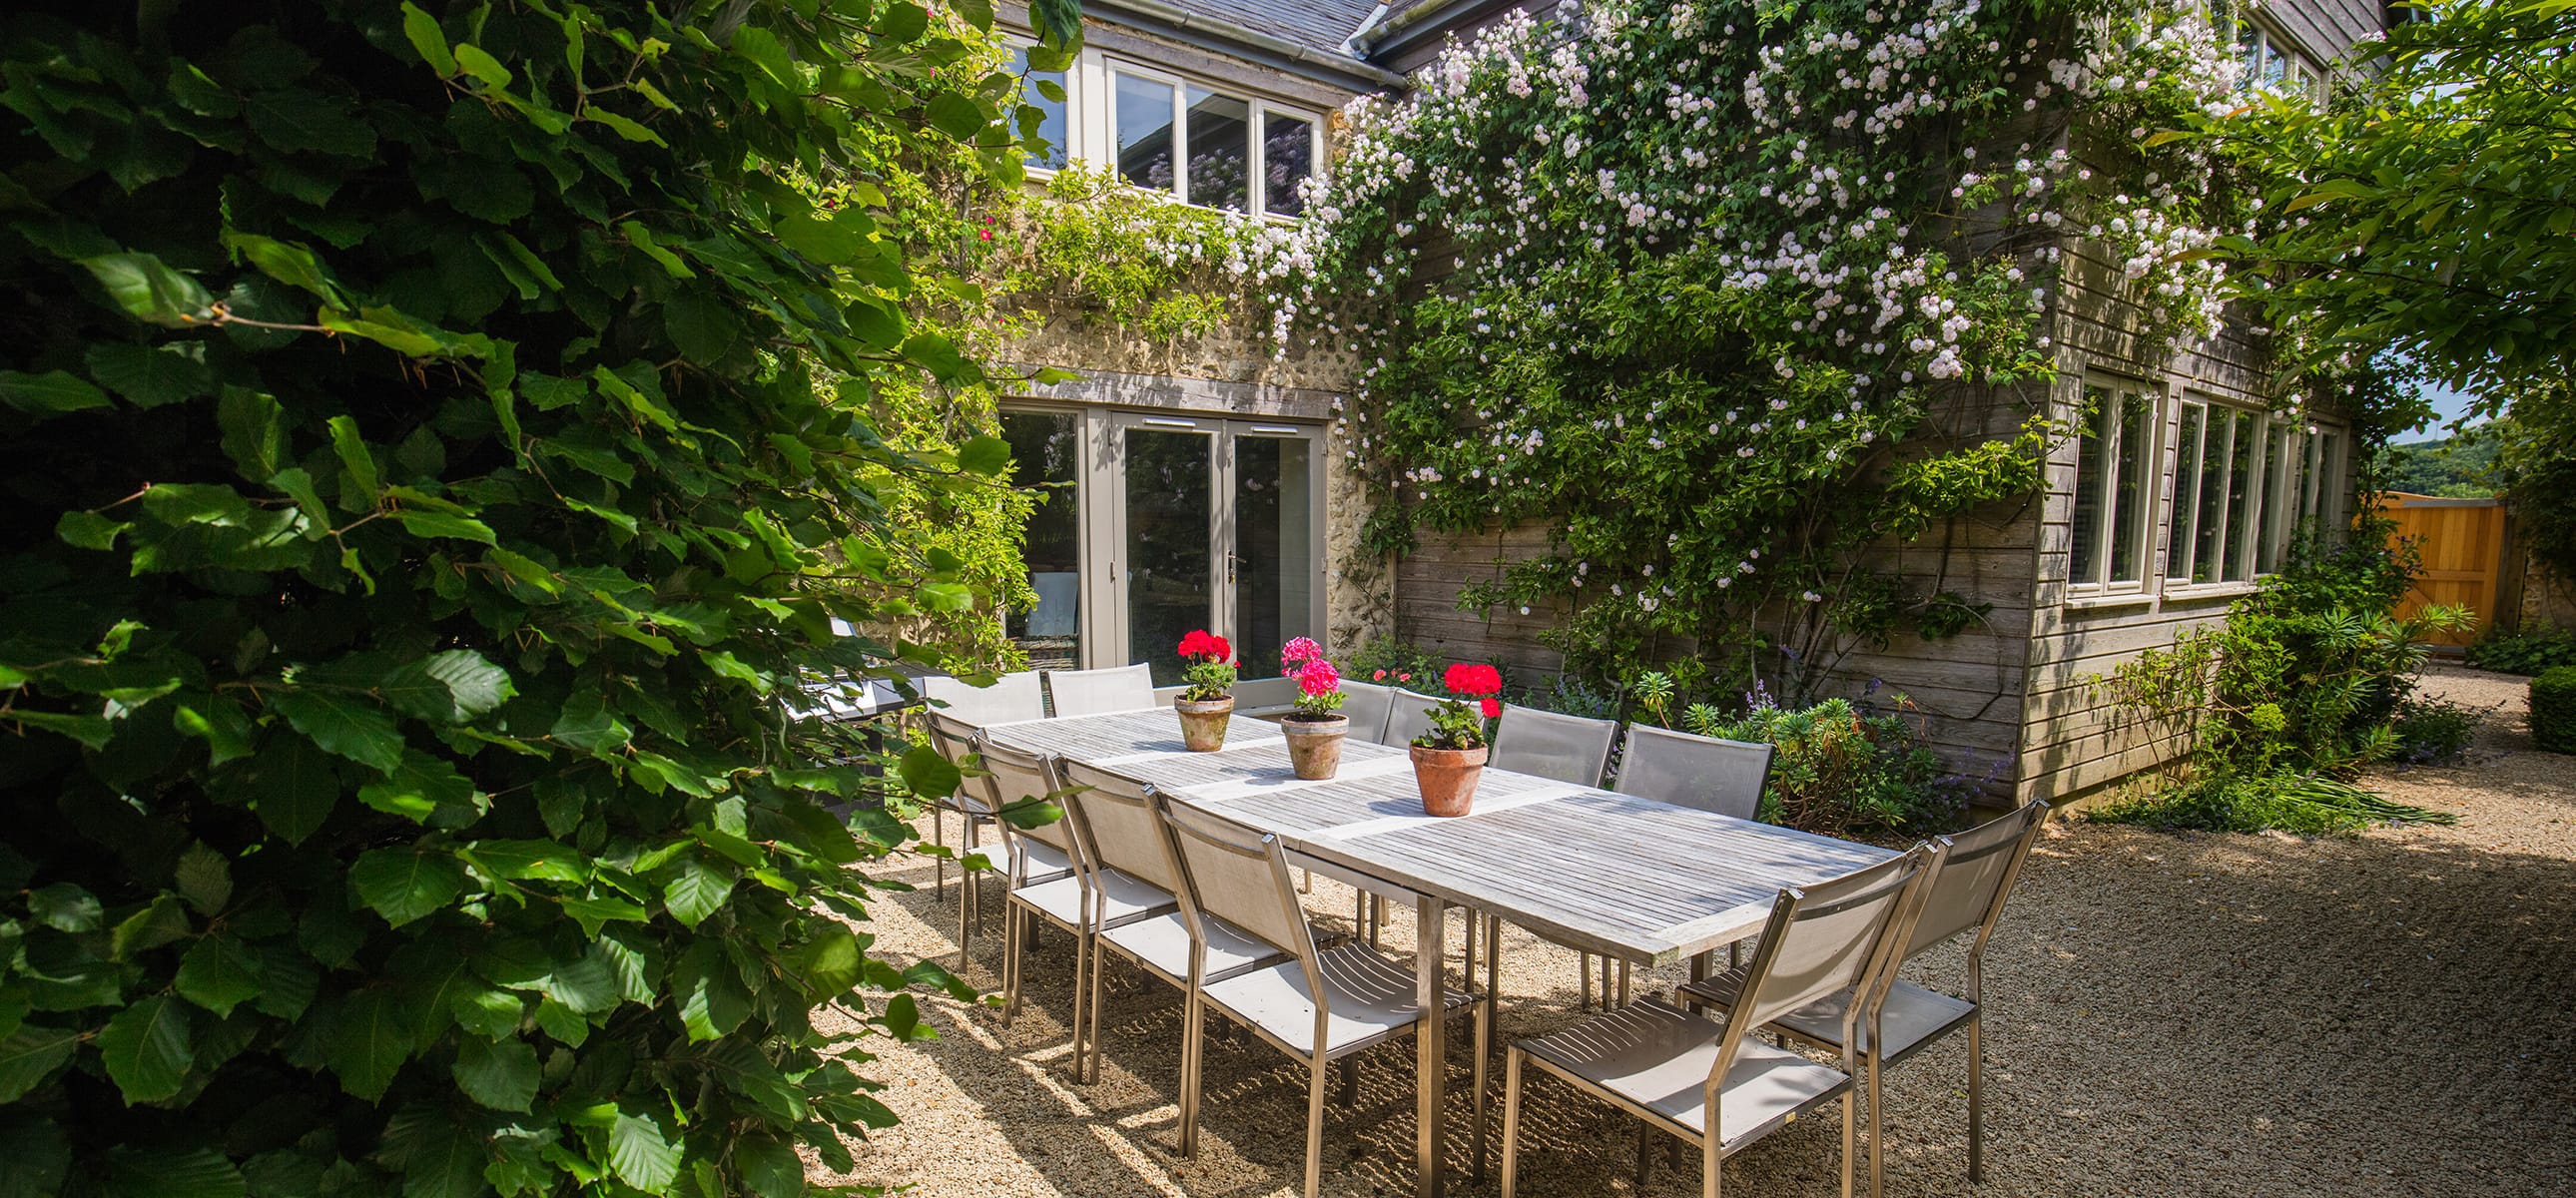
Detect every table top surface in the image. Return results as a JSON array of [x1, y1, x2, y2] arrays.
[[984, 708, 1894, 964]]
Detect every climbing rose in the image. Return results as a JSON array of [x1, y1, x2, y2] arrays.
[[1296, 658, 1341, 697]]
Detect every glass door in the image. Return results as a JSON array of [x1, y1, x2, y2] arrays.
[[1101, 412, 1323, 704]]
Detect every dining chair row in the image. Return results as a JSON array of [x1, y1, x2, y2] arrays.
[[1501, 798, 2050, 1198], [917, 663, 1157, 948], [943, 725, 1491, 1198]]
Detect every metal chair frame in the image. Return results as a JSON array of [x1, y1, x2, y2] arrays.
[[1674, 800, 2050, 1195], [1501, 846, 1940, 1198], [1161, 798, 1493, 1198]]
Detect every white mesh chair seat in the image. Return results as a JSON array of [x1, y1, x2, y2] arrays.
[[923, 671, 1045, 726], [1519, 997, 1851, 1149], [1489, 706, 1618, 788], [1202, 941, 1479, 1058], [1679, 970, 1976, 1063], [1337, 680, 1397, 746], [1015, 838, 1073, 885], [1098, 910, 1284, 984], [1045, 663, 1157, 717], [1011, 867, 1176, 929]]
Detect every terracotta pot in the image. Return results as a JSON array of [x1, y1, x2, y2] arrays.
[[1174, 696, 1235, 752], [1410, 743, 1489, 817], [1280, 714, 1350, 780]]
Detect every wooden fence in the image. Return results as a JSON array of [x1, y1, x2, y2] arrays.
[[2379, 491, 2507, 646]]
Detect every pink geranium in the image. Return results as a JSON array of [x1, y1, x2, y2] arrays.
[[1280, 636, 1324, 674]]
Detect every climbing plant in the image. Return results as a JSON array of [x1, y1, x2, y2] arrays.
[[0, 0, 1078, 1193], [1257, 0, 2263, 698]]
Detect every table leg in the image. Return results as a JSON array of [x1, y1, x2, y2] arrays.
[[1416, 891, 1446, 1198]]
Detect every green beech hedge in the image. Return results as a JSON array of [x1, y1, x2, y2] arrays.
[[0, 1, 1076, 1193], [2532, 666, 2576, 754]]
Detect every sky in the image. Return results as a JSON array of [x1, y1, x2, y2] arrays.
[[2410, 377, 2485, 437]]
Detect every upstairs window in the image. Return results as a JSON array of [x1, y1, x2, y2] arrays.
[[1103, 62, 1315, 217], [2237, 21, 2327, 101], [2071, 381, 2157, 590]]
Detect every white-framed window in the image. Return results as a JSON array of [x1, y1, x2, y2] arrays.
[[1007, 40, 1324, 219], [2164, 395, 2339, 587], [2070, 379, 2159, 591], [1005, 42, 1070, 173], [1102, 61, 1316, 217], [2237, 20, 2328, 101]]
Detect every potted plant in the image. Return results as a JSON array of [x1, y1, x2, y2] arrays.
[[1411, 663, 1504, 816], [1277, 637, 1347, 780], [1173, 629, 1236, 752]]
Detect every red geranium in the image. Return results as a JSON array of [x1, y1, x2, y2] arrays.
[[1443, 662, 1503, 697], [1177, 630, 1231, 663], [1480, 698, 1504, 719]]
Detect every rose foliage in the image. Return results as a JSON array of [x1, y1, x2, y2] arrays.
[[0, 0, 1077, 1194]]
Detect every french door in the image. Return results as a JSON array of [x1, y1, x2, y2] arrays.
[[1105, 411, 1322, 707]]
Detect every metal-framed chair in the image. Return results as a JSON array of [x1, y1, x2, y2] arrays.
[[1490, 706, 1618, 788], [1501, 846, 1939, 1198], [1044, 663, 1158, 717], [922, 670, 1045, 726], [1385, 687, 1445, 749], [971, 736, 1077, 1018], [1337, 679, 1397, 746], [923, 711, 1016, 959], [1057, 762, 1286, 1083], [1675, 800, 2050, 1196], [1577, 725, 1777, 1005], [1160, 798, 1491, 1198]]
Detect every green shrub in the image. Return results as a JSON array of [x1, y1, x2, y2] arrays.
[[2092, 770, 2455, 834], [1685, 697, 1963, 839], [2532, 666, 2576, 753], [1343, 637, 1461, 696], [2464, 627, 2576, 675], [2389, 695, 2484, 765], [0, 2, 1075, 1192]]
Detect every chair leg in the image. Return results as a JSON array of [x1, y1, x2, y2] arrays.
[[1868, 1053, 1886, 1198], [1068, 929, 1092, 1082], [957, 823, 976, 968], [1000, 904, 1020, 1024], [1967, 1011, 1985, 1184], [1839, 1089, 1856, 1198], [1084, 939, 1108, 1084], [1178, 991, 1204, 1157], [1616, 959, 1631, 1006], [1472, 998, 1492, 1182], [1579, 952, 1594, 1009], [1632, 1120, 1653, 1189], [1369, 894, 1384, 948], [1336, 1055, 1359, 1107], [1500, 1048, 1525, 1198], [1304, 1053, 1329, 1198], [932, 806, 948, 898], [1703, 1135, 1722, 1198]]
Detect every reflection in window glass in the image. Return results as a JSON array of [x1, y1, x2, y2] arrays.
[[2168, 404, 2206, 581], [1009, 47, 1069, 171], [2222, 410, 2258, 581], [1184, 87, 1250, 212], [2193, 410, 2230, 583], [1124, 428, 1212, 687], [1115, 72, 1176, 192], [2110, 391, 2151, 582], [1264, 112, 1313, 217], [2071, 387, 2110, 585], [1003, 411, 1082, 669], [1234, 436, 1314, 678], [2257, 426, 2291, 573]]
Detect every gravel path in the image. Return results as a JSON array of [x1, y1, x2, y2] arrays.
[[814, 666, 2576, 1196]]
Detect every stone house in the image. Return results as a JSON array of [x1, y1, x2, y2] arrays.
[[986, 0, 2391, 803]]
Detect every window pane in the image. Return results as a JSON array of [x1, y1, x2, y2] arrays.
[[2264, 43, 2289, 85], [1002, 411, 1081, 669], [2256, 424, 2290, 573], [2222, 410, 2258, 581], [2194, 412, 2229, 582], [1184, 87, 1249, 212], [2071, 386, 2110, 585], [2168, 404, 2205, 581], [2109, 391, 2152, 582], [1124, 427, 1213, 686], [2239, 25, 2262, 87], [1264, 112, 1313, 217], [1234, 436, 1315, 678], [1115, 72, 1176, 193], [1009, 47, 1069, 171], [2316, 432, 2341, 534]]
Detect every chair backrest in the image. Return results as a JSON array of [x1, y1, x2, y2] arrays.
[[1907, 799, 2050, 957], [922, 671, 1045, 726], [1044, 664, 1157, 717], [1337, 680, 1396, 746], [1726, 847, 1936, 1039], [1489, 706, 1618, 788], [1157, 797, 1318, 970], [1610, 724, 1774, 819], [1056, 759, 1180, 893], [1385, 688, 1445, 749], [973, 736, 1074, 859]]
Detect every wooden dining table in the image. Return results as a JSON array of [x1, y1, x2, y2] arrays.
[[982, 707, 1894, 1198]]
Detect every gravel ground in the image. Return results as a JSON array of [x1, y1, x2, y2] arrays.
[[812, 665, 2576, 1197]]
